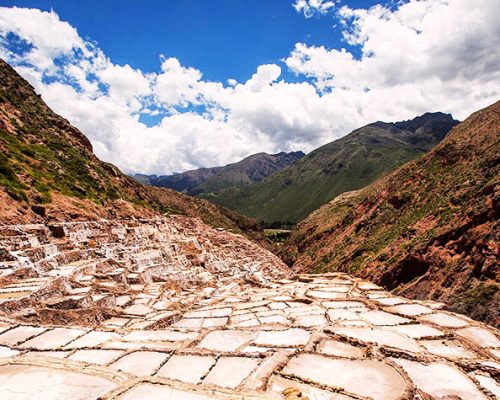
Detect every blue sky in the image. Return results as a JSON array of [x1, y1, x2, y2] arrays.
[[1, 0, 377, 82], [0, 0, 498, 174]]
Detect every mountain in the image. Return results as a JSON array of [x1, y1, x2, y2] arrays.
[[135, 151, 305, 195], [0, 59, 267, 243], [209, 113, 459, 225], [283, 101, 500, 325]]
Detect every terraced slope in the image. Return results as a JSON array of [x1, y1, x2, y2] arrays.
[[0, 59, 265, 242], [0, 220, 498, 399], [211, 113, 458, 224], [284, 101, 500, 325]]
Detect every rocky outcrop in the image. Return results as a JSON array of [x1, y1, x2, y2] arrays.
[[0, 58, 270, 247], [283, 101, 500, 326]]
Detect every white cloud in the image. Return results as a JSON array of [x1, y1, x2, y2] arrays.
[[286, 0, 500, 118], [97, 63, 151, 108], [293, 0, 337, 18], [244, 64, 282, 92], [0, 1, 499, 175], [0, 6, 85, 70], [154, 57, 203, 107]]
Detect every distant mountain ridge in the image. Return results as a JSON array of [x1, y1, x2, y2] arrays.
[[134, 151, 305, 195], [208, 112, 459, 224]]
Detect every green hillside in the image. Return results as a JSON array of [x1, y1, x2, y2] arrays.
[[284, 101, 500, 325], [208, 116, 458, 224]]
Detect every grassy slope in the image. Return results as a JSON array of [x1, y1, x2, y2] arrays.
[[0, 59, 267, 243], [210, 125, 437, 224], [283, 101, 500, 325]]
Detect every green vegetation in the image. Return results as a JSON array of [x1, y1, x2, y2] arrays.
[[459, 284, 498, 307], [205, 118, 456, 224], [0, 150, 28, 201], [0, 126, 119, 205], [264, 228, 291, 244]]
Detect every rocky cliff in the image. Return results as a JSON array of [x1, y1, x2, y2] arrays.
[[284, 101, 499, 325]]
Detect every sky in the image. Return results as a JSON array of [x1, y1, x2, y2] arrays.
[[0, 0, 499, 175]]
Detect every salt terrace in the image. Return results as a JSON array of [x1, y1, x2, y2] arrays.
[[0, 216, 498, 399]]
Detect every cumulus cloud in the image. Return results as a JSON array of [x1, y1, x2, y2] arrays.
[[155, 57, 203, 107], [286, 0, 500, 117], [293, 0, 337, 18], [0, 1, 499, 175], [0, 7, 85, 70], [245, 64, 282, 92], [98, 63, 151, 107]]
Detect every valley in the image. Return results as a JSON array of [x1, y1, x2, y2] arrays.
[[150, 113, 458, 225], [0, 55, 498, 400]]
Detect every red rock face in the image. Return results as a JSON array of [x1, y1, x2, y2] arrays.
[[285, 101, 500, 326]]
